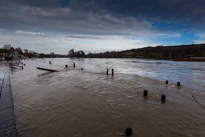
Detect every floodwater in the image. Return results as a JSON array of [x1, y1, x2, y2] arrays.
[[10, 58, 205, 137]]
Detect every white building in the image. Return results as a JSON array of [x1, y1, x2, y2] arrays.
[[3, 45, 12, 50]]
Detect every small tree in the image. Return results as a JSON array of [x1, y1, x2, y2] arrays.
[[24, 49, 28, 54], [68, 49, 75, 57], [50, 52, 55, 58]]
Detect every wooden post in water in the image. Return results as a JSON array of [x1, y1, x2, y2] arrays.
[[161, 94, 166, 101], [107, 69, 108, 75], [65, 65, 68, 68], [125, 128, 132, 136], [24, 64, 25, 66], [177, 82, 180, 86], [112, 69, 114, 76], [166, 80, 168, 84], [73, 63, 75, 68], [144, 90, 148, 96]]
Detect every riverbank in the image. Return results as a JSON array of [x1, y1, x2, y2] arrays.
[[0, 61, 17, 137]]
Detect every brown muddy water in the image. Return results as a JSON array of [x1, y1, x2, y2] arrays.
[[9, 58, 205, 137]]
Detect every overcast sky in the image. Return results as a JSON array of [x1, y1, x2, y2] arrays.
[[1, 0, 205, 54]]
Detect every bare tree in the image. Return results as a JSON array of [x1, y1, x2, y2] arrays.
[[24, 49, 28, 53], [68, 49, 75, 57], [50, 52, 55, 58], [76, 50, 85, 57], [15, 47, 22, 52]]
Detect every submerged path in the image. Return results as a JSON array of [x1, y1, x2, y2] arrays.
[[0, 64, 17, 136]]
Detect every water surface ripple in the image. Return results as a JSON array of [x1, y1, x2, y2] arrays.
[[11, 58, 205, 137]]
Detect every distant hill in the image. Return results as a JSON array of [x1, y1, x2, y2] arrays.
[[86, 44, 205, 59]]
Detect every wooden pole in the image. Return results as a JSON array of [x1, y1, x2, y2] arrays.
[[125, 128, 132, 136], [144, 90, 148, 96], [161, 94, 166, 101]]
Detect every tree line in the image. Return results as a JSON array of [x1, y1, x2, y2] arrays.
[[85, 44, 205, 59], [3, 43, 205, 59]]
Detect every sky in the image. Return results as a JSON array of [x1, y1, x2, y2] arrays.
[[1, 0, 205, 54]]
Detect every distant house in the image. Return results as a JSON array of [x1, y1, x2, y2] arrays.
[[12, 50, 19, 58], [0, 49, 12, 60], [12, 50, 24, 59], [0, 49, 11, 57], [3, 45, 12, 50]]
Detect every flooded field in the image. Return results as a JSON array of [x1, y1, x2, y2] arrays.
[[10, 58, 205, 137]]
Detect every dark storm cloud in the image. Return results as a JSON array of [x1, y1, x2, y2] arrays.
[[67, 0, 205, 26], [0, 0, 69, 8], [0, 2, 153, 35], [0, 0, 205, 35], [111, 0, 205, 26]]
